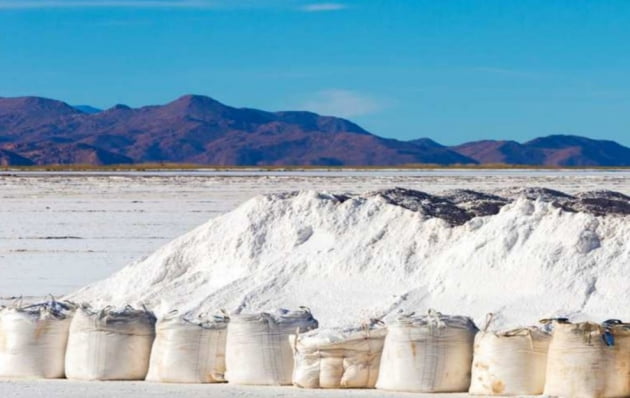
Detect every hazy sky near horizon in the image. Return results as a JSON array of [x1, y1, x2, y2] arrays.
[[2, 0, 630, 146]]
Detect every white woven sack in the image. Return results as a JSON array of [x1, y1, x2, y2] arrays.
[[605, 322, 630, 397], [469, 315, 550, 396], [0, 300, 75, 378], [545, 320, 630, 398], [292, 322, 387, 389], [225, 308, 318, 385], [376, 310, 478, 393], [65, 305, 156, 380], [146, 312, 229, 383], [544, 321, 608, 398]]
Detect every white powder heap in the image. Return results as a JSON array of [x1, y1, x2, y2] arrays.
[[69, 188, 630, 329]]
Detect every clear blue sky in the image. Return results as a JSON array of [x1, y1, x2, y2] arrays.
[[1, 0, 630, 146]]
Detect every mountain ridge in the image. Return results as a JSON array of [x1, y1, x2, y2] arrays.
[[0, 95, 628, 166], [0, 95, 475, 166], [452, 135, 630, 166]]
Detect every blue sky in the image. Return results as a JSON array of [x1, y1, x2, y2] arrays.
[[1, 0, 630, 146]]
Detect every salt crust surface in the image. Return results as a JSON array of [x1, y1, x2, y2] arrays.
[[0, 379, 472, 398], [69, 188, 630, 330], [3, 170, 629, 297]]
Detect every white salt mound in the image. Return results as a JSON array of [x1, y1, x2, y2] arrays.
[[68, 188, 630, 329]]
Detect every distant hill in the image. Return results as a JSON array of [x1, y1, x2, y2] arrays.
[[451, 135, 630, 166], [0, 95, 475, 166], [1, 95, 628, 167]]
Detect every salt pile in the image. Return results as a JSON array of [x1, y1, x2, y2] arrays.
[[69, 188, 630, 329]]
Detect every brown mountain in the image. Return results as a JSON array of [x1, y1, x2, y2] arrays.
[[0, 95, 475, 166], [451, 140, 545, 165], [451, 135, 630, 166], [4, 95, 627, 167]]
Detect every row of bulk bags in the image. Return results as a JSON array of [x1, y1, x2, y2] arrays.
[[469, 314, 551, 396], [292, 321, 386, 389], [225, 308, 318, 385], [376, 310, 478, 393], [544, 319, 630, 398], [146, 311, 229, 383], [0, 299, 76, 378], [65, 305, 156, 380]]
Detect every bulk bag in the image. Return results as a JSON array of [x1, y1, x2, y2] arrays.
[[544, 320, 630, 398], [292, 322, 387, 389], [376, 310, 478, 393], [225, 308, 318, 385], [0, 300, 75, 378], [604, 321, 630, 398], [469, 316, 551, 395], [65, 305, 156, 380], [146, 311, 229, 383], [544, 321, 607, 397]]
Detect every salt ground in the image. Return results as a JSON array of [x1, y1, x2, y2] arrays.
[[0, 379, 476, 398], [1, 169, 629, 297], [1, 169, 629, 398]]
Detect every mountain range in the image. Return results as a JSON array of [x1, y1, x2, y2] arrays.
[[0, 95, 628, 167]]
